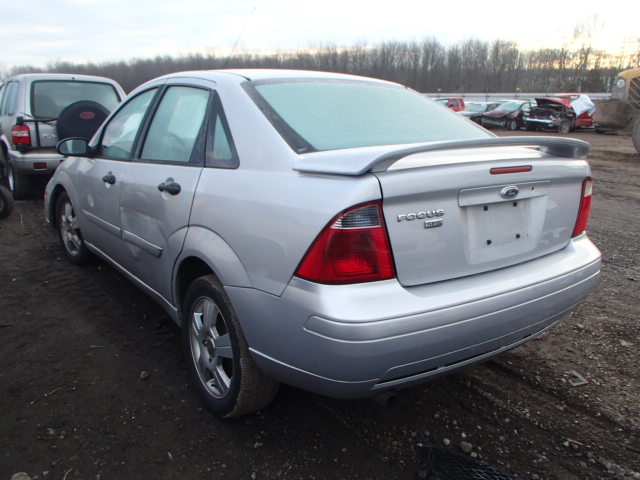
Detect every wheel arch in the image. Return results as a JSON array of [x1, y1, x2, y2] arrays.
[[174, 227, 252, 324], [46, 183, 68, 227]]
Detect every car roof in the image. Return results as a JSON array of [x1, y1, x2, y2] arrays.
[[7, 73, 122, 84], [158, 69, 398, 85]]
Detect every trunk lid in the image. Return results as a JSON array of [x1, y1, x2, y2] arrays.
[[374, 146, 590, 286]]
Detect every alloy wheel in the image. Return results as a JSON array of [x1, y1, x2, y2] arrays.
[[189, 297, 235, 399]]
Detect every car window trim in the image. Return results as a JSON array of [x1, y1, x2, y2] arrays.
[[132, 84, 213, 167], [96, 87, 160, 162], [1, 81, 19, 116], [205, 92, 240, 169], [242, 81, 316, 154]]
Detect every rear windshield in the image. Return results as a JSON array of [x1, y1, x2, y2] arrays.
[[31, 81, 121, 119], [246, 80, 489, 153]]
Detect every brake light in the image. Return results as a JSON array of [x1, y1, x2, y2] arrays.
[[572, 177, 593, 237], [12, 125, 31, 147], [295, 201, 396, 284]]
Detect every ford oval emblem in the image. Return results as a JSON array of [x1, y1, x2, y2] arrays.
[[500, 186, 519, 199]]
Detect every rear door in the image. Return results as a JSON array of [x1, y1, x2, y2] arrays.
[[117, 81, 212, 301]]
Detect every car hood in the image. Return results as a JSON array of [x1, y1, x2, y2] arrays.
[[535, 97, 566, 107]]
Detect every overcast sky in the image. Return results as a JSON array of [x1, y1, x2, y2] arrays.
[[1, 0, 638, 71]]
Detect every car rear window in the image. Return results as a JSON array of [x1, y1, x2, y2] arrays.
[[31, 81, 121, 119], [246, 80, 488, 153]]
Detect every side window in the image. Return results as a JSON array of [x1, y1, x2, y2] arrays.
[[101, 89, 157, 159], [1, 82, 19, 116], [206, 97, 239, 169], [0, 84, 5, 114], [141, 86, 209, 163]]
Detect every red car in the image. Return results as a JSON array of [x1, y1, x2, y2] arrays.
[[548, 94, 595, 129], [435, 97, 466, 112]]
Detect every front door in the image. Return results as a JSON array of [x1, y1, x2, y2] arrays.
[[78, 88, 158, 261]]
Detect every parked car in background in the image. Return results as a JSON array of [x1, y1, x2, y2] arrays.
[[45, 69, 600, 418], [0, 73, 125, 199], [525, 97, 578, 133], [481, 100, 535, 130], [435, 96, 466, 111], [460, 101, 502, 124], [549, 93, 595, 129]]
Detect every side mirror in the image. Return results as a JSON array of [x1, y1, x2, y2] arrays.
[[57, 137, 90, 156]]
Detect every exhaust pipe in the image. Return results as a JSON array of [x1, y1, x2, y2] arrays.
[[373, 390, 399, 407]]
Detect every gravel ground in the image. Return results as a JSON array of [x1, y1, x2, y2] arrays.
[[1, 129, 638, 480]]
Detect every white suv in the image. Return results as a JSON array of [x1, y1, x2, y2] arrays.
[[0, 73, 125, 198]]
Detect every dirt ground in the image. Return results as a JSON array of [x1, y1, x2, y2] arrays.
[[1, 130, 638, 480]]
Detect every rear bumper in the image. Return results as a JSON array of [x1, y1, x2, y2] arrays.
[[8, 149, 63, 175], [227, 235, 601, 399]]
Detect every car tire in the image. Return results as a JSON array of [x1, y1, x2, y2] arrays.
[[56, 192, 92, 265], [0, 184, 14, 219], [558, 121, 570, 134], [8, 163, 31, 200], [508, 119, 518, 131], [183, 275, 279, 418]]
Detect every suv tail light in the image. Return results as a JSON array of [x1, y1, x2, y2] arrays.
[[572, 177, 593, 237], [12, 124, 31, 147], [295, 201, 396, 284]]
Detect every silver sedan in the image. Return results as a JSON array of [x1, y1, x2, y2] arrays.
[[45, 70, 601, 417]]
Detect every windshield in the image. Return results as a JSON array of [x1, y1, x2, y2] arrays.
[[247, 80, 488, 153], [494, 101, 522, 112], [31, 81, 121, 119]]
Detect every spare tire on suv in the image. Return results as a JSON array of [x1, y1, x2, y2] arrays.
[[56, 101, 110, 142]]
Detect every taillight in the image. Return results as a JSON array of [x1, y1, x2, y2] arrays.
[[295, 201, 396, 284], [572, 177, 593, 237], [12, 125, 31, 147]]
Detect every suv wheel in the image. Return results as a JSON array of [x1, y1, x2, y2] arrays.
[[8, 163, 31, 200], [0, 184, 14, 219], [183, 275, 279, 417]]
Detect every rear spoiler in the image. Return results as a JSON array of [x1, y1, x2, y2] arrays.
[[294, 136, 590, 176]]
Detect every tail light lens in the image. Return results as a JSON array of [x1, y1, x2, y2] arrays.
[[295, 201, 396, 284], [572, 177, 593, 237], [12, 125, 31, 147]]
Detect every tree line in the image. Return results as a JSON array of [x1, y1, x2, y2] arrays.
[[5, 37, 640, 94]]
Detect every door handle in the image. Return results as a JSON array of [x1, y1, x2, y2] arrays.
[[102, 173, 116, 185], [157, 182, 181, 195]]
